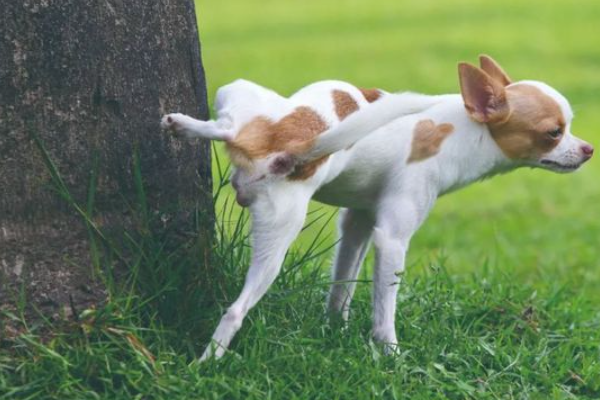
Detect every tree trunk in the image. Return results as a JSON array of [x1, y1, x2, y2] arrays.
[[0, 1, 213, 317]]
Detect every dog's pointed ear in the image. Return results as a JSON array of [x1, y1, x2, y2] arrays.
[[479, 55, 512, 87], [458, 62, 510, 123]]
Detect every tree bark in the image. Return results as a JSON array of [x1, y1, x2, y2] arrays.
[[0, 1, 213, 316]]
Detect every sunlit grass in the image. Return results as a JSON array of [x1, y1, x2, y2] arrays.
[[198, 0, 600, 286]]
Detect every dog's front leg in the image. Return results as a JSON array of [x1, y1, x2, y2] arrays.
[[371, 227, 407, 353], [200, 191, 310, 361], [327, 208, 374, 323], [372, 197, 430, 354]]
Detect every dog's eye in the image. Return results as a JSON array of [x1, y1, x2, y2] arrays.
[[547, 128, 563, 139]]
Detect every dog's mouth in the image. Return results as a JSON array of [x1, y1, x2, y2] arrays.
[[539, 159, 582, 173]]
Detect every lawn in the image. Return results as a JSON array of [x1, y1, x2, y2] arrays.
[[200, 0, 600, 292], [2, 0, 600, 398]]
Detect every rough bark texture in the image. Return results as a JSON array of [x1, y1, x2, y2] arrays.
[[0, 0, 213, 318]]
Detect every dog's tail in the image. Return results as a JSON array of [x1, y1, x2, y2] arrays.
[[300, 92, 448, 163]]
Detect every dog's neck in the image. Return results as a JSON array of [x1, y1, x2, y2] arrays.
[[425, 95, 515, 195]]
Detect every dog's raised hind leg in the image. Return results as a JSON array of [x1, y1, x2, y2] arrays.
[[161, 113, 233, 141]]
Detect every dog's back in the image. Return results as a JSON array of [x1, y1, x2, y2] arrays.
[[217, 80, 377, 173]]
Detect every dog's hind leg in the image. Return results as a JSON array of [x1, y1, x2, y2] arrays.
[[200, 184, 311, 361], [162, 79, 286, 142], [161, 113, 234, 141], [327, 208, 374, 323]]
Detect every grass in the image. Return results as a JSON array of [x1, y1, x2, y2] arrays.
[[3, 256, 600, 398], [199, 0, 600, 289], [2, 0, 600, 398]]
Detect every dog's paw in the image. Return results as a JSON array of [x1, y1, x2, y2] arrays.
[[199, 341, 233, 363], [382, 342, 401, 357], [161, 113, 188, 137], [372, 329, 400, 357], [369, 338, 401, 361], [161, 113, 180, 128]]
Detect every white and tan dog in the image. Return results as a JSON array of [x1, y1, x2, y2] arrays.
[[162, 56, 593, 360]]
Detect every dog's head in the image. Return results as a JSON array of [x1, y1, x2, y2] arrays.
[[458, 55, 593, 172]]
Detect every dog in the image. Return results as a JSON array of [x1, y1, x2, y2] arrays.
[[161, 55, 593, 360]]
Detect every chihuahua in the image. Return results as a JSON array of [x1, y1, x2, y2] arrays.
[[162, 56, 593, 360]]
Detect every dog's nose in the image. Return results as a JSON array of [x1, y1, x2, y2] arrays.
[[581, 144, 594, 159]]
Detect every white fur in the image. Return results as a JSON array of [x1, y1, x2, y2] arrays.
[[162, 78, 592, 361]]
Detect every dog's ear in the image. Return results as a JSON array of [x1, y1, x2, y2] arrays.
[[479, 55, 512, 87], [458, 62, 510, 123]]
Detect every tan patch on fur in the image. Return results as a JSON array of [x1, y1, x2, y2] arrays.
[[332, 90, 359, 120], [226, 106, 329, 180], [488, 84, 565, 160], [408, 119, 454, 163], [359, 88, 382, 103]]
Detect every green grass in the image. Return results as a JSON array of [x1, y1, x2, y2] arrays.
[[2, 0, 600, 398], [3, 256, 600, 399], [199, 0, 600, 285]]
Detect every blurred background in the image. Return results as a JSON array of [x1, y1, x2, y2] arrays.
[[195, 0, 599, 296]]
